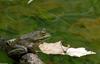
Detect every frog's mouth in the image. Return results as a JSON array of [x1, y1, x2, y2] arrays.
[[42, 33, 51, 39], [34, 33, 51, 41]]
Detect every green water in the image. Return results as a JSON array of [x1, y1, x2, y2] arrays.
[[0, 0, 100, 64]]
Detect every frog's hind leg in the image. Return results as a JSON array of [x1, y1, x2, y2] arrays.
[[8, 45, 28, 60]]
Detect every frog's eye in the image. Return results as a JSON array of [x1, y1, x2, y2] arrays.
[[42, 28, 46, 31], [41, 31, 46, 34]]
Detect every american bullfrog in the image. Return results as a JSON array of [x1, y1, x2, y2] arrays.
[[0, 28, 50, 61]]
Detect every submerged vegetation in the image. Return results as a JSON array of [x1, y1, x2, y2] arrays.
[[0, 0, 100, 64]]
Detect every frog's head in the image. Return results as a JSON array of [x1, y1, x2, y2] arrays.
[[31, 28, 51, 41], [20, 28, 51, 41], [34, 28, 51, 40]]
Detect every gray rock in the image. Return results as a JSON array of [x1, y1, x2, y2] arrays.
[[20, 53, 44, 64]]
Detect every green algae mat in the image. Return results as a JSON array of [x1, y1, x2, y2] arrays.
[[0, 0, 100, 64]]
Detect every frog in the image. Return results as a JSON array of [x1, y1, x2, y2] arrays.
[[6, 28, 51, 61]]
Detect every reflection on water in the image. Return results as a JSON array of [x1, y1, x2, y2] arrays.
[[0, 0, 100, 64]]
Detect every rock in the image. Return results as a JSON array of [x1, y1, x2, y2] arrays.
[[66, 47, 96, 57], [39, 41, 69, 55], [39, 41, 96, 57], [20, 53, 44, 64]]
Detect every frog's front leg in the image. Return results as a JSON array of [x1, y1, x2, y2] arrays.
[[8, 45, 28, 60]]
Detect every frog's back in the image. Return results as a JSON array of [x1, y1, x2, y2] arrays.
[[19, 28, 50, 41]]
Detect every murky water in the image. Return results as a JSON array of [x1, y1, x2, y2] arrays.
[[0, 0, 100, 64]]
